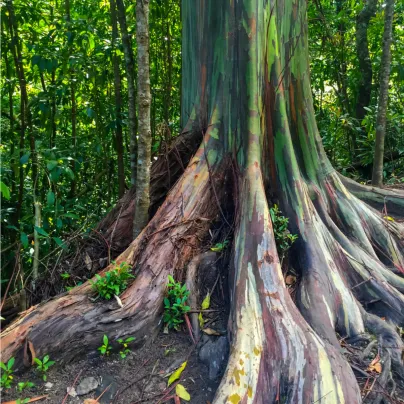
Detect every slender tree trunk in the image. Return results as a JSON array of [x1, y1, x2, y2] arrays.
[[355, 0, 377, 122], [65, 0, 77, 197], [109, 0, 126, 198], [7, 0, 37, 210], [116, 0, 137, 187], [133, 0, 151, 238], [371, 0, 395, 187]]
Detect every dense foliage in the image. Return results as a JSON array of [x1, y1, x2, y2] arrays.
[[1, 0, 403, 299]]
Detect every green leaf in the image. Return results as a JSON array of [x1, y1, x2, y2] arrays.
[[167, 361, 187, 386], [0, 181, 10, 200], [21, 233, 29, 248], [176, 384, 190, 401], [53, 237, 67, 250], [20, 153, 30, 164], [47, 190, 55, 206], [46, 160, 58, 171], [34, 226, 49, 237], [65, 167, 75, 180], [62, 213, 80, 219], [103, 335, 108, 345], [7, 357, 15, 370]]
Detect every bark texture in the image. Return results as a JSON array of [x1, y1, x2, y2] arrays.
[[116, 0, 137, 186], [371, 0, 395, 187], [2, 1, 404, 403], [133, 0, 152, 238], [355, 0, 377, 122], [109, 0, 126, 198]]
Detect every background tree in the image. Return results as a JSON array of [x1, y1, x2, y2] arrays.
[[133, 0, 151, 238], [372, 0, 395, 187]]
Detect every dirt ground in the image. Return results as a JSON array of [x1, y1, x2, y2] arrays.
[[2, 332, 222, 404]]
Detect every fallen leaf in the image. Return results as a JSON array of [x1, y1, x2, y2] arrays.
[[367, 356, 382, 373], [383, 216, 395, 222], [198, 312, 204, 328], [285, 275, 296, 285], [3, 395, 48, 404], [201, 293, 210, 310], [202, 328, 221, 336], [83, 400, 99, 404], [176, 384, 191, 401], [28, 340, 36, 365], [168, 361, 187, 386]]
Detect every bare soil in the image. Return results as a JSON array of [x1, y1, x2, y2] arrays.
[[2, 332, 220, 404]]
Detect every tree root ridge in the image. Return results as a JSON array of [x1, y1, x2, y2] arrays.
[[1, 137, 404, 403]]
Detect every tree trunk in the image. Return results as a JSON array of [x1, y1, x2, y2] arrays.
[[2, 1, 404, 402], [116, 0, 137, 187], [371, 0, 395, 187], [65, 0, 77, 197], [355, 0, 377, 122], [109, 0, 126, 198], [133, 0, 152, 238]]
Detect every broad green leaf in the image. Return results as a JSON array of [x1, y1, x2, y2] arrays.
[[65, 167, 75, 180], [168, 361, 187, 386], [20, 153, 30, 164], [53, 237, 67, 249], [176, 384, 190, 401], [46, 160, 58, 171], [62, 213, 79, 219], [0, 181, 10, 200], [103, 335, 108, 345], [47, 190, 55, 206], [34, 226, 49, 237], [21, 232, 29, 248]]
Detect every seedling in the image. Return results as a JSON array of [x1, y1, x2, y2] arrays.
[[17, 381, 35, 392], [98, 334, 111, 356], [210, 240, 229, 252], [0, 357, 15, 388], [16, 399, 30, 404], [117, 336, 135, 359], [60, 273, 70, 279], [269, 204, 298, 262], [90, 261, 134, 300], [34, 355, 55, 381], [163, 275, 190, 330]]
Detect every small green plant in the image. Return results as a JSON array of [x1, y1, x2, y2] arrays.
[[34, 355, 55, 381], [0, 357, 15, 388], [269, 204, 298, 262], [210, 239, 229, 252], [16, 398, 30, 404], [163, 275, 190, 330], [17, 381, 35, 392], [60, 272, 70, 279], [117, 336, 135, 359], [90, 261, 134, 300], [98, 335, 112, 356]]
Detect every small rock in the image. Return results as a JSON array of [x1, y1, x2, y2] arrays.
[[199, 336, 229, 380], [67, 387, 77, 397], [45, 382, 53, 390], [94, 375, 118, 403], [76, 377, 99, 396]]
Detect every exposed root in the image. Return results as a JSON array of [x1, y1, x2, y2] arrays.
[[1, 140, 225, 366]]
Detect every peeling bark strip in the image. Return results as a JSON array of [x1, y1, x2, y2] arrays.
[[2, 0, 404, 403], [134, 0, 152, 238]]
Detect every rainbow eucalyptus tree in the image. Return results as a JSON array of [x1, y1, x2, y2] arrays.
[[2, 1, 404, 402]]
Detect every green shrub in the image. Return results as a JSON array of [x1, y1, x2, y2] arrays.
[[98, 335, 111, 356], [269, 204, 298, 262], [163, 275, 190, 330], [117, 336, 135, 359], [0, 357, 15, 389], [90, 261, 134, 300], [34, 355, 55, 381]]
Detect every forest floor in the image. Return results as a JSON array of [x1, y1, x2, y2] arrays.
[[2, 332, 220, 404]]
